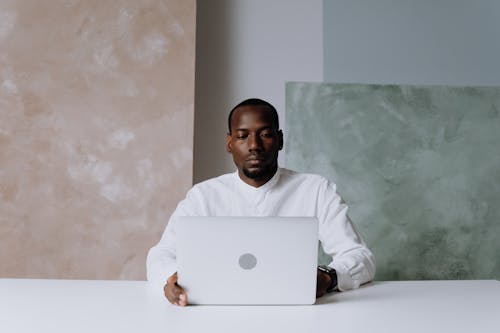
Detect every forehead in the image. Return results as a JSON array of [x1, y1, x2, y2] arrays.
[[230, 105, 275, 130]]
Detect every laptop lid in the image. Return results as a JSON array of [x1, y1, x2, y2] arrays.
[[176, 216, 319, 305]]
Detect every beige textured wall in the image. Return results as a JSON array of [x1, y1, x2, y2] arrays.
[[0, 0, 195, 279]]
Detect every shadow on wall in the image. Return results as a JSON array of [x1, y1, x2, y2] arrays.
[[194, 0, 237, 183]]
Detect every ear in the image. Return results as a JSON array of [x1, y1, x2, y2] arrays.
[[226, 133, 232, 153], [278, 130, 284, 150]]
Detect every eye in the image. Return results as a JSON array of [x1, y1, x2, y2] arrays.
[[236, 132, 248, 140], [261, 131, 274, 138]]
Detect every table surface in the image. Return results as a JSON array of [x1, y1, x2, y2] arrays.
[[1, 279, 499, 333]]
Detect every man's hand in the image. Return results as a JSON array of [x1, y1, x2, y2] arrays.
[[316, 269, 333, 298], [164, 272, 188, 306]]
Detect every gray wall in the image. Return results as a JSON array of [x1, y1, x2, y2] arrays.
[[286, 82, 500, 280], [324, 0, 500, 85]]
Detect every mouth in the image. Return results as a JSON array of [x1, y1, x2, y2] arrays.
[[246, 158, 265, 165], [245, 157, 265, 168], [246, 155, 265, 162]]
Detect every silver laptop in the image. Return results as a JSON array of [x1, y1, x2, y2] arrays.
[[176, 216, 319, 305]]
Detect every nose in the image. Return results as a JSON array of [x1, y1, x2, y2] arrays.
[[248, 133, 263, 151]]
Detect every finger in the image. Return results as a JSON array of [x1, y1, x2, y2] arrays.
[[164, 284, 176, 304], [170, 285, 189, 306], [165, 273, 189, 306], [178, 291, 188, 306], [174, 283, 188, 306], [165, 273, 180, 304], [165, 282, 182, 305]]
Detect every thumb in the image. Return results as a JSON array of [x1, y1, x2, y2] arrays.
[[167, 272, 178, 285]]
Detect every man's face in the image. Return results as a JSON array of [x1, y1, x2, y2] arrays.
[[226, 105, 283, 186]]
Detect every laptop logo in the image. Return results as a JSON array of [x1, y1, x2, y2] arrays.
[[238, 253, 257, 270]]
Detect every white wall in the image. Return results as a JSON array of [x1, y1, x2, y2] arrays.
[[324, 0, 500, 85], [194, 0, 323, 183]]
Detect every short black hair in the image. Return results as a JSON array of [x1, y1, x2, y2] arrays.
[[228, 98, 279, 133]]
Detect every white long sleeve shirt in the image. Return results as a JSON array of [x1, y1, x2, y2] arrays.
[[147, 168, 375, 292]]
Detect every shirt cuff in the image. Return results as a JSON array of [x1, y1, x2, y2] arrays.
[[330, 262, 361, 291]]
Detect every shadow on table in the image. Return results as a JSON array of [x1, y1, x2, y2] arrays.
[[314, 281, 377, 305]]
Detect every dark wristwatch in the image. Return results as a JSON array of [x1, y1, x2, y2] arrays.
[[318, 265, 338, 292]]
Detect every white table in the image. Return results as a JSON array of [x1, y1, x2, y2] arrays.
[[1, 279, 498, 332]]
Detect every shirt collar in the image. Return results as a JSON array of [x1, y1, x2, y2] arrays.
[[234, 167, 281, 193]]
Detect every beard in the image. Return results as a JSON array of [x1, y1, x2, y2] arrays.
[[242, 167, 268, 180], [241, 152, 279, 181], [242, 160, 278, 181]]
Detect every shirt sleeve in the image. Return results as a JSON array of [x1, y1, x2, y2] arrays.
[[317, 179, 376, 291], [146, 214, 179, 293], [146, 187, 204, 293]]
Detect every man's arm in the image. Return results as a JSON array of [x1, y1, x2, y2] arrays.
[[317, 181, 376, 291], [147, 216, 191, 306], [146, 217, 179, 294], [147, 186, 206, 303]]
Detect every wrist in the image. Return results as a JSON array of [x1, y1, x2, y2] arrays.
[[318, 265, 338, 292]]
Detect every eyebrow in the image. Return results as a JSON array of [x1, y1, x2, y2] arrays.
[[234, 126, 273, 132]]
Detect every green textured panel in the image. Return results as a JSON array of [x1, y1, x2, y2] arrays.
[[286, 82, 500, 280]]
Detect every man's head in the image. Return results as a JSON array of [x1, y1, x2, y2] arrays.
[[227, 99, 279, 134], [226, 98, 283, 187]]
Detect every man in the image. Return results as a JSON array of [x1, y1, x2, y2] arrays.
[[147, 98, 375, 306]]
